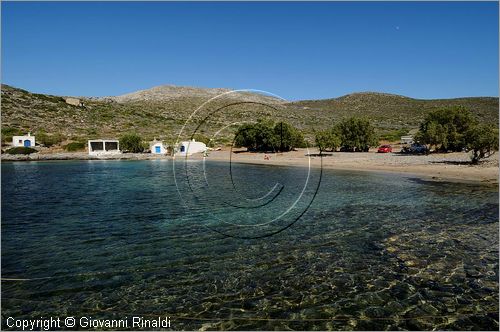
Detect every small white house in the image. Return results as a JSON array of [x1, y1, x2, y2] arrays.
[[88, 139, 121, 155], [176, 139, 207, 156], [12, 133, 35, 147], [401, 136, 414, 145], [150, 141, 167, 154]]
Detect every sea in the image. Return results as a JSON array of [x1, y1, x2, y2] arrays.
[[1, 160, 498, 330]]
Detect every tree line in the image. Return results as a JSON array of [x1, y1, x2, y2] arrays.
[[234, 118, 380, 153], [234, 120, 306, 152], [314, 117, 378, 152], [236, 107, 498, 164], [415, 107, 498, 163]]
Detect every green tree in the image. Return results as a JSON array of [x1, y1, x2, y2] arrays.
[[253, 120, 278, 151], [315, 129, 341, 152], [234, 123, 258, 150], [414, 122, 447, 151], [234, 120, 277, 152], [416, 107, 478, 152], [119, 133, 144, 153], [273, 122, 306, 152], [465, 124, 499, 164], [234, 120, 305, 152], [337, 117, 378, 152]]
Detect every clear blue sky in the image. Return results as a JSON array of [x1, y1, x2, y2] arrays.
[[1, 1, 498, 100]]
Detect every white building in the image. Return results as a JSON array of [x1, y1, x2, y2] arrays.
[[176, 139, 207, 156], [88, 139, 121, 155], [401, 136, 414, 145], [150, 141, 167, 154], [12, 133, 35, 147]]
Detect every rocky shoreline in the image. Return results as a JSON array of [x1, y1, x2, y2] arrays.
[[0, 152, 171, 161]]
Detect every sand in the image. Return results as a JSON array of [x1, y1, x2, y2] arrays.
[[202, 148, 499, 185]]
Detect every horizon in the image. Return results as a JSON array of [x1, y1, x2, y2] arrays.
[[1, 1, 499, 100], [3, 82, 500, 101]]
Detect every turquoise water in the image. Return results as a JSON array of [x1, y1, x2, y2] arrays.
[[1, 160, 498, 330]]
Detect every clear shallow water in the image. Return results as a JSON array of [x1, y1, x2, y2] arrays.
[[1, 160, 498, 330]]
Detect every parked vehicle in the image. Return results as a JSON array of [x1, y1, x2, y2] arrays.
[[401, 143, 429, 155], [377, 145, 392, 153]]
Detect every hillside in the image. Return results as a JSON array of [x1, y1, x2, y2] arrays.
[[107, 85, 232, 103], [290, 92, 499, 130], [1, 84, 498, 146]]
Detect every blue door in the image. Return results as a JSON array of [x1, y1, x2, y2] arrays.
[[24, 140, 31, 147], [155, 146, 161, 153]]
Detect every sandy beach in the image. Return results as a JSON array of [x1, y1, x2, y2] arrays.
[[203, 148, 499, 185], [2, 148, 498, 185]]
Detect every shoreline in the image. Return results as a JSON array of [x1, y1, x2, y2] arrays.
[[204, 150, 499, 186], [2, 149, 498, 186], [223, 159, 498, 186], [0, 152, 169, 162]]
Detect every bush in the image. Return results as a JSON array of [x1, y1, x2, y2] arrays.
[[6, 147, 38, 155], [465, 124, 499, 164], [1, 127, 23, 144], [234, 120, 305, 152], [379, 128, 409, 142], [37, 131, 64, 147], [64, 142, 86, 152], [119, 133, 144, 153], [415, 107, 478, 152]]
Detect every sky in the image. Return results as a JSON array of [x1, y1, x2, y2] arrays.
[[1, 1, 498, 100]]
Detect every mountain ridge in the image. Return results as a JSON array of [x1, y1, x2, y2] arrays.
[[1, 84, 498, 145], [104, 84, 233, 103], [2, 83, 497, 103]]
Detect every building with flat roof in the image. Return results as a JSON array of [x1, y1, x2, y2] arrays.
[[401, 136, 414, 145], [88, 139, 120, 155]]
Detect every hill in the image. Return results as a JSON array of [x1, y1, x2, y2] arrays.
[[290, 92, 499, 130], [104, 85, 283, 104], [1, 84, 498, 146]]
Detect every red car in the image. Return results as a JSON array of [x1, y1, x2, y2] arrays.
[[378, 145, 393, 153]]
